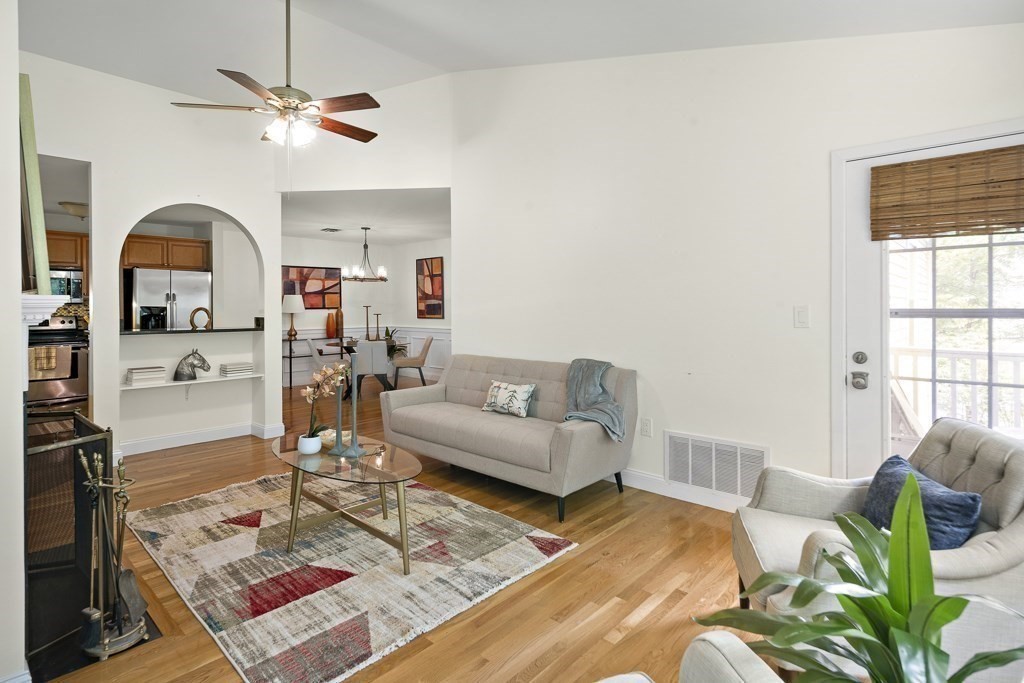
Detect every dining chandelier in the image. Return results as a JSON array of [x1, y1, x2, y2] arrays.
[[342, 227, 388, 282]]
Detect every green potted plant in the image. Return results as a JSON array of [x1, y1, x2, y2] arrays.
[[298, 362, 348, 454], [697, 476, 1024, 682], [384, 326, 408, 360]]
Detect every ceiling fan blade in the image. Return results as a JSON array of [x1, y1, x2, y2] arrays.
[[217, 69, 279, 104], [317, 117, 378, 143], [172, 102, 270, 112], [307, 93, 380, 114]]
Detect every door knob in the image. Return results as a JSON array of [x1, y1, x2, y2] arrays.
[[851, 371, 869, 390]]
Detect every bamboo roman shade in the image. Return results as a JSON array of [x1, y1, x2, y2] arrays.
[[870, 144, 1024, 241]]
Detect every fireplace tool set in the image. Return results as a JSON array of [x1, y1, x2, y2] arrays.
[[79, 451, 149, 660]]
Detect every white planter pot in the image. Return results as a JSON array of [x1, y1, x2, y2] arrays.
[[297, 435, 322, 454]]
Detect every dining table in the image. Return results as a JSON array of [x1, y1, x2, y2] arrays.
[[326, 338, 398, 354]]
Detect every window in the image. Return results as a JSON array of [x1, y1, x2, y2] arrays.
[[889, 235, 1024, 440]]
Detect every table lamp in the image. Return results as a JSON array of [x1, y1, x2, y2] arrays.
[[282, 295, 305, 340]]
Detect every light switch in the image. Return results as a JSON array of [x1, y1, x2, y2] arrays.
[[793, 305, 810, 328]]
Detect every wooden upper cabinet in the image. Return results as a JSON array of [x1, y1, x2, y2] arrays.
[[166, 238, 209, 270], [121, 235, 209, 270], [122, 235, 168, 268], [46, 231, 84, 268]]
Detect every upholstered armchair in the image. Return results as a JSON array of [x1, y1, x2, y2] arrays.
[[392, 335, 432, 387], [598, 632, 781, 683], [732, 417, 1024, 681], [353, 340, 393, 394]]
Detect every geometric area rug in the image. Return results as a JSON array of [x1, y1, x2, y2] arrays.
[[127, 474, 576, 683]]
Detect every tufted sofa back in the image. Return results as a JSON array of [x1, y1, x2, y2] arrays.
[[439, 354, 634, 425], [909, 418, 1024, 530]]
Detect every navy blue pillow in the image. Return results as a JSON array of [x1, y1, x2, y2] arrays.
[[862, 455, 982, 550]]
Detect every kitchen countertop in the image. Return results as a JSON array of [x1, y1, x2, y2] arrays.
[[120, 327, 263, 335]]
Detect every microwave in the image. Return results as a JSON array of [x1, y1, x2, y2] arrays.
[[50, 269, 84, 303]]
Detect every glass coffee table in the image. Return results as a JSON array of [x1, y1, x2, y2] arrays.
[[271, 435, 422, 574]]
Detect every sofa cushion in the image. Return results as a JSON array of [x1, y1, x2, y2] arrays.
[[863, 455, 981, 550], [732, 507, 840, 606], [442, 355, 570, 422], [388, 402, 555, 472]]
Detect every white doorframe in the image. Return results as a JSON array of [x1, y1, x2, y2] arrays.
[[830, 117, 1024, 477]]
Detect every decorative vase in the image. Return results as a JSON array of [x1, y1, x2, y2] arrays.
[[297, 435, 322, 454], [326, 312, 337, 338], [336, 307, 344, 340]]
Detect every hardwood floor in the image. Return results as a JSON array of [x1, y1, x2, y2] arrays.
[[59, 378, 742, 683]]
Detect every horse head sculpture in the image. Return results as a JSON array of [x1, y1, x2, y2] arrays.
[[173, 348, 211, 382]]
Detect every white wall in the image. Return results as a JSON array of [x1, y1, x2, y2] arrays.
[[212, 221, 261, 328], [20, 52, 284, 454], [1, 0, 27, 678], [448, 24, 1024, 477]]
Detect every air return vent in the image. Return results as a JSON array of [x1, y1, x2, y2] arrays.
[[664, 430, 769, 504]]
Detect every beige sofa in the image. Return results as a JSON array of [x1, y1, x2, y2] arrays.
[[733, 418, 1024, 682], [381, 354, 638, 521]]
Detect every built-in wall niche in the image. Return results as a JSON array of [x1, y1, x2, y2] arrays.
[[120, 204, 263, 332]]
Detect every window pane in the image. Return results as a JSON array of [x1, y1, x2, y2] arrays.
[[890, 318, 932, 379], [993, 233, 1024, 244], [935, 235, 989, 247], [894, 378, 933, 428], [890, 238, 933, 251], [936, 382, 989, 426], [936, 248, 989, 308], [993, 319, 1024, 385], [993, 245, 1024, 308], [889, 250, 933, 309], [936, 319, 988, 382], [994, 386, 1024, 438]]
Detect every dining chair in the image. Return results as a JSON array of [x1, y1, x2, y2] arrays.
[[392, 336, 433, 388], [353, 340, 393, 395]]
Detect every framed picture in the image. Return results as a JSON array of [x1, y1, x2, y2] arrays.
[[416, 257, 444, 319], [281, 266, 341, 310]]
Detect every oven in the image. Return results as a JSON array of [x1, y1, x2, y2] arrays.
[[49, 269, 85, 304], [27, 317, 90, 414]]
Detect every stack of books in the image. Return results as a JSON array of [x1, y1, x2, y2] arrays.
[[126, 367, 166, 386], [220, 362, 254, 378]]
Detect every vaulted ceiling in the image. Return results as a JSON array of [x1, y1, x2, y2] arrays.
[[20, 0, 1024, 101]]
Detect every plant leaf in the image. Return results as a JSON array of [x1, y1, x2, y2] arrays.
[[693, 609, 807, 636], [741, 570, 808, 596], [891, 629, 949, 683], [888, 475, 934, 617], [822, 550, 871, 587], [834, 512, 890, 592], [948, 647, 1024, 683], [770, 622, 884, 649], [789, 577, 883, 609], [908, 595, 968, 646]]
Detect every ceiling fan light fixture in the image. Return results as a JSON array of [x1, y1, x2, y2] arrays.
[[58, 201, 89, 220]]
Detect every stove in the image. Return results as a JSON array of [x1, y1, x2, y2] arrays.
[[27, 316, 89, 412]]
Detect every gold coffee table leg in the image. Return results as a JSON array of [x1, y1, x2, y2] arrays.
[[396, 482, 410, 575], [379, 483, 388, 519], [287, 467, 304, 552]]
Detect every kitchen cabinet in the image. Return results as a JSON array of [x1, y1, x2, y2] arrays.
[[46, 230, 85, 268], [121, 235, 209, 270], [46, 230, 89, 297]]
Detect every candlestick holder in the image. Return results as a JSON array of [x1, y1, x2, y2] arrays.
[[374, 313, 382, 340], [328, 351, 367, 458]]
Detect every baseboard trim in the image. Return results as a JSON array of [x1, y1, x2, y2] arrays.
[[252, 422, 285, 439], [1, 665, 32, 683], [612, 468, 751, 512], [120, 422, 254, 456]]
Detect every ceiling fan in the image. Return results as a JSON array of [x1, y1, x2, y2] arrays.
[[171, 0, 379, 147]]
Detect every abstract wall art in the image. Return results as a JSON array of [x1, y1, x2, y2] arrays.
[[282, 266, 341, 310], [416, 257, 444, 319]]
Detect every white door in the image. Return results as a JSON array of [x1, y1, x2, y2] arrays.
[[834, 127, 1024, 478]]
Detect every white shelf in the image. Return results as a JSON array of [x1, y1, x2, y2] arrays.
[[120, 373, 265, 391]]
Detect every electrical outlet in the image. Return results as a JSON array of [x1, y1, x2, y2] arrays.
[[640, 417, 653, 438]]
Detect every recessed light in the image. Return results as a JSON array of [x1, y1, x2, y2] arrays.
[[321, 227, 342, 233]]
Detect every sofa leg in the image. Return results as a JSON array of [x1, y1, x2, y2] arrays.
[[739, 576, 750, 610], [557, 497, 565, 523], [614, 472, 624, 493]]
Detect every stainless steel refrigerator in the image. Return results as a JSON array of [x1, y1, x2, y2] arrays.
[[123, 268, 212, 331]]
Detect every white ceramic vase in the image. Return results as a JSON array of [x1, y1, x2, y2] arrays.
[[297, 435, 322, 454]]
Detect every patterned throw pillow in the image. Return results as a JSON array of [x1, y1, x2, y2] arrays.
[[482, 380, 536, 418]]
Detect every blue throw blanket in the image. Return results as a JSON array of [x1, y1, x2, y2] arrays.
[[564, 358, 625, 442]]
